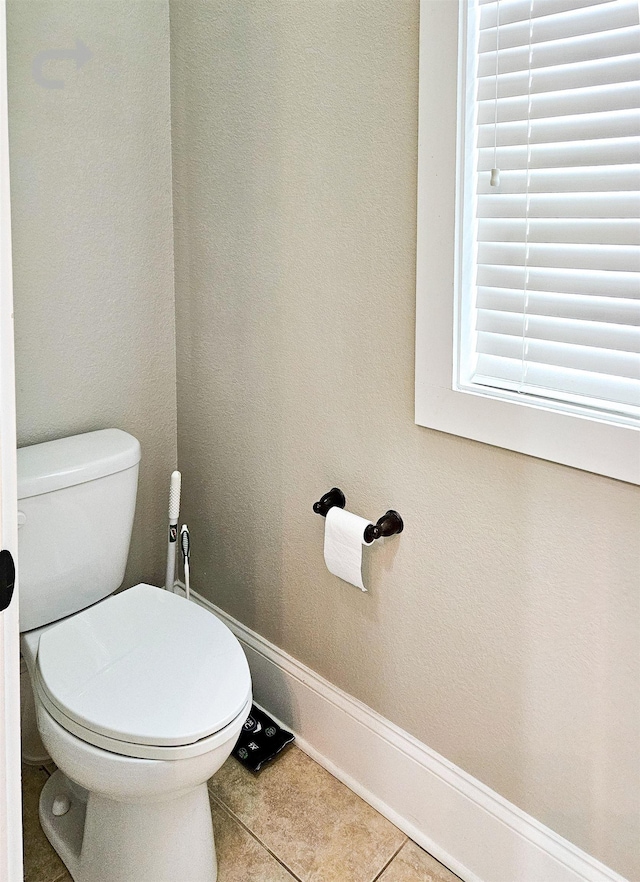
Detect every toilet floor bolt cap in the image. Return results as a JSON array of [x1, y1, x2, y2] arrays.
[[52, 794, 71, 817]]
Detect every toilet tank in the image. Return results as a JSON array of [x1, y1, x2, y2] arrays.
[[17, 429, 141, 632]]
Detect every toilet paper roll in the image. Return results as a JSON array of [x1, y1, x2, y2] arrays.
[[323, 506, 374, 592]]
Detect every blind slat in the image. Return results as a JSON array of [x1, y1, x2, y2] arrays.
[[476, 191, 640, 218], [476, 309, 640, 351], [477, 137, 640, 170], [477, 218, 640, 245], [477, 54, 640, 100], [475, 264, 640, 299], [477, 79, 640, 124], [478, 26, 640, 76], [476, 165, 640, 193], [477, 108, 639, 146], [476, 331, 640, 378], [476, 287, 640, 324], [477, 241, 640, 272]]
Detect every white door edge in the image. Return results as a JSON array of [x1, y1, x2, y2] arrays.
[[0, 0, 22, 878]]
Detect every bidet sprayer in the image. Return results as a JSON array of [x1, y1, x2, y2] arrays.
[[164, 470, 182, 591], [180, 524, 191, 602]]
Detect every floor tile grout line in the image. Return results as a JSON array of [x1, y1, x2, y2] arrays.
[[370, 838, 409, 882], [210, 794, 305, 882], [210, 793, 305, 882]]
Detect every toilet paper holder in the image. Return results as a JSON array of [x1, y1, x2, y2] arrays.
[[313, 488, 403, 543]]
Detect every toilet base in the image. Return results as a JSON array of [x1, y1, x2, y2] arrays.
[[39, 771, 87, 875], [40, 769, 218, 882]]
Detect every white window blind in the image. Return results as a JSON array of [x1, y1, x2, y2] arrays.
[[457, 0, 640, 424]]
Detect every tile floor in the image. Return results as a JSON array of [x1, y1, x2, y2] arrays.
[[22, 745, 461, 882]]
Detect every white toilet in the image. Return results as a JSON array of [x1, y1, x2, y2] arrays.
[[18, 429, 252, 882]]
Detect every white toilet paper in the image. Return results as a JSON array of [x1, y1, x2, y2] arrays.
[[323, 506, 374, 592]]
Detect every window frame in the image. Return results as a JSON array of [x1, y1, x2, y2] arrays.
[[415, 0, 640, 485]]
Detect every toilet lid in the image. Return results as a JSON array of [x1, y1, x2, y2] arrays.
[[35, 583, 252, 748]]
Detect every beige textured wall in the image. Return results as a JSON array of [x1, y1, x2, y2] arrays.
[[7, 0, 177, 587], [170, 1, 639, 875]]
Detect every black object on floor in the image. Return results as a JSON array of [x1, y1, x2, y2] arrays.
[[232, 704, 295, 773]]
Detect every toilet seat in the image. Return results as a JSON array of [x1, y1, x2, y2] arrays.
[[34, 583, 252, 760], [36, 688, 253, 760]]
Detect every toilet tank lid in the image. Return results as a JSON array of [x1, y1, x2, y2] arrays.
[[18, 429, 141, 500]]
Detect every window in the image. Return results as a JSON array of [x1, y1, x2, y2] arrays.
[[415, 0, 640, 484]]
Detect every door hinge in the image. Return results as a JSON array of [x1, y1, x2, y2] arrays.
[[0, 550, 15, 612]]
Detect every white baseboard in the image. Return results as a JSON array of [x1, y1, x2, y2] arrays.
[[177, 586, 627, 882]]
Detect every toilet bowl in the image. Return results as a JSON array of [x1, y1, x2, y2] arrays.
[[22, 584, 252, 882], [18, 431, 253, 882]]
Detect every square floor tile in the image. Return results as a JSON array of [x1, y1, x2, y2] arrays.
[[211, 798, 297, 881], [21, 764, 69, 882], [209, 747, 406, 882], [378, 841, 462, 882]]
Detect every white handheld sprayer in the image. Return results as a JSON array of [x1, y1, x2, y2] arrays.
[[165, 470, 182, 591], [180, 525, 191, 601]]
